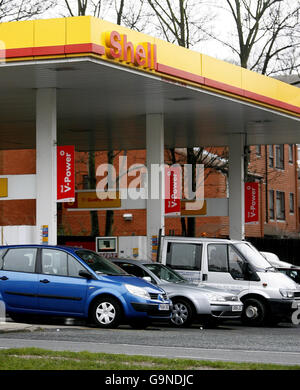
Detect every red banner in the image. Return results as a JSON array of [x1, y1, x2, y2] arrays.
[[57, 145, 75, 202], [165, 166, 181, 215], [245, 182, 259, 223]]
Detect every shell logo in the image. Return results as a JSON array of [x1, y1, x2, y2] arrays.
[[105, 30, 157, 70]]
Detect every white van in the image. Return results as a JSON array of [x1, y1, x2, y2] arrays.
[[159, 236, 300, 325]]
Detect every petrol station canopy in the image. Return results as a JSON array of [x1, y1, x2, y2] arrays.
[[0, 16, 299, 152]]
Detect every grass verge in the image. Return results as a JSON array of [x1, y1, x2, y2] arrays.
[[0, 348, 299, 370]]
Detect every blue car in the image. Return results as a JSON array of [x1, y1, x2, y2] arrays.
[[0, 245, 171, 328]]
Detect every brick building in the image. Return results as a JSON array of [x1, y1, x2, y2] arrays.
[[247, 144, 299, 238], [0, 149, 36, 226], [1, 144, 299, 240]]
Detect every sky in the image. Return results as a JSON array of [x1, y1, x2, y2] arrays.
[[20, 0, 299, 75], [40, 0, 235, 62]]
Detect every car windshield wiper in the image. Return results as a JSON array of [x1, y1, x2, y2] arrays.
[[265, 266, 276, 272], [107, 272, 129, 276], [96, 271, 128, 276]]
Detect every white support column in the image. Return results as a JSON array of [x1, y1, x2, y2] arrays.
[[229, 133, 245, 241], [146, 114, 165, 260], [36, 88, 57, 245]]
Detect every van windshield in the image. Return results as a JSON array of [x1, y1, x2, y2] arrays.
[[234, 243, 274, 270]]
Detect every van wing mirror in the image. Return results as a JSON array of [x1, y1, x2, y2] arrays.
[[244, 263, 260, 282]]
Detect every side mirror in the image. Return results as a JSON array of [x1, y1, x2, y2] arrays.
[[143, 276, 152, 283], [244, 263, 260, 281], [79, 270, 93, 279]]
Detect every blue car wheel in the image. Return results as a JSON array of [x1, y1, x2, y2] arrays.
[[91, 296, 122, 328]]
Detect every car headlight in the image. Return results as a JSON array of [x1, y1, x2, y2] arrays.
[[228, 296, 239, 301], [125, 284, 150, 299], [203, 293, 226, 303], [279, 289, 295, 299]]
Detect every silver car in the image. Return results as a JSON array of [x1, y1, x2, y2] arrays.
[[112, 259, 243, 328]]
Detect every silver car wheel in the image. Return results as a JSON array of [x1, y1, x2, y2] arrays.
[[171, 302, 189, 325], [95, 302, 116, 325]]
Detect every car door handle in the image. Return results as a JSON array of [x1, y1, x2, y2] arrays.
[[0, 276, 8, 281], [40, 279, 50, 284]]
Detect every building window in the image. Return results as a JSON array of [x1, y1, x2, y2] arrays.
[[275, 145, 284, 170], [289, 193, 295, 214], [269, 190, 274, 220], [269, 145, 274, 167], [289, 145, 294, 164], [82, 175, 89, 189], [276, 191, 285, 220], [255, 145, 261, 156]]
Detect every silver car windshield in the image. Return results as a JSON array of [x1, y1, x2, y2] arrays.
[[234, 242, 273, 270], [144, 263, 186, 283]]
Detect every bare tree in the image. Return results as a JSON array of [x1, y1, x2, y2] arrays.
[[212, 1, 300, 226], [0, 0, 55, 22], [146, 0, 214, 48], [63, 0, 147, 30], [63, 0, 146, 236], [205, 1, 300, 229], [210, 0, 300, 76], [118, 0, 148, 31], [166, 147, 228, 237], [145, 0, 219, 236], [64, 0, 112, 17]]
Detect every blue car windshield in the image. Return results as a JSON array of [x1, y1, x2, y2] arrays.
[[76, 250, 128, 275], [144, 263, 187, 283]]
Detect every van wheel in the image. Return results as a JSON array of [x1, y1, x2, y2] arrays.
[[170, 299, 194, 327], [241, 298, 266, 326], [91, 296, 122, 328]]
